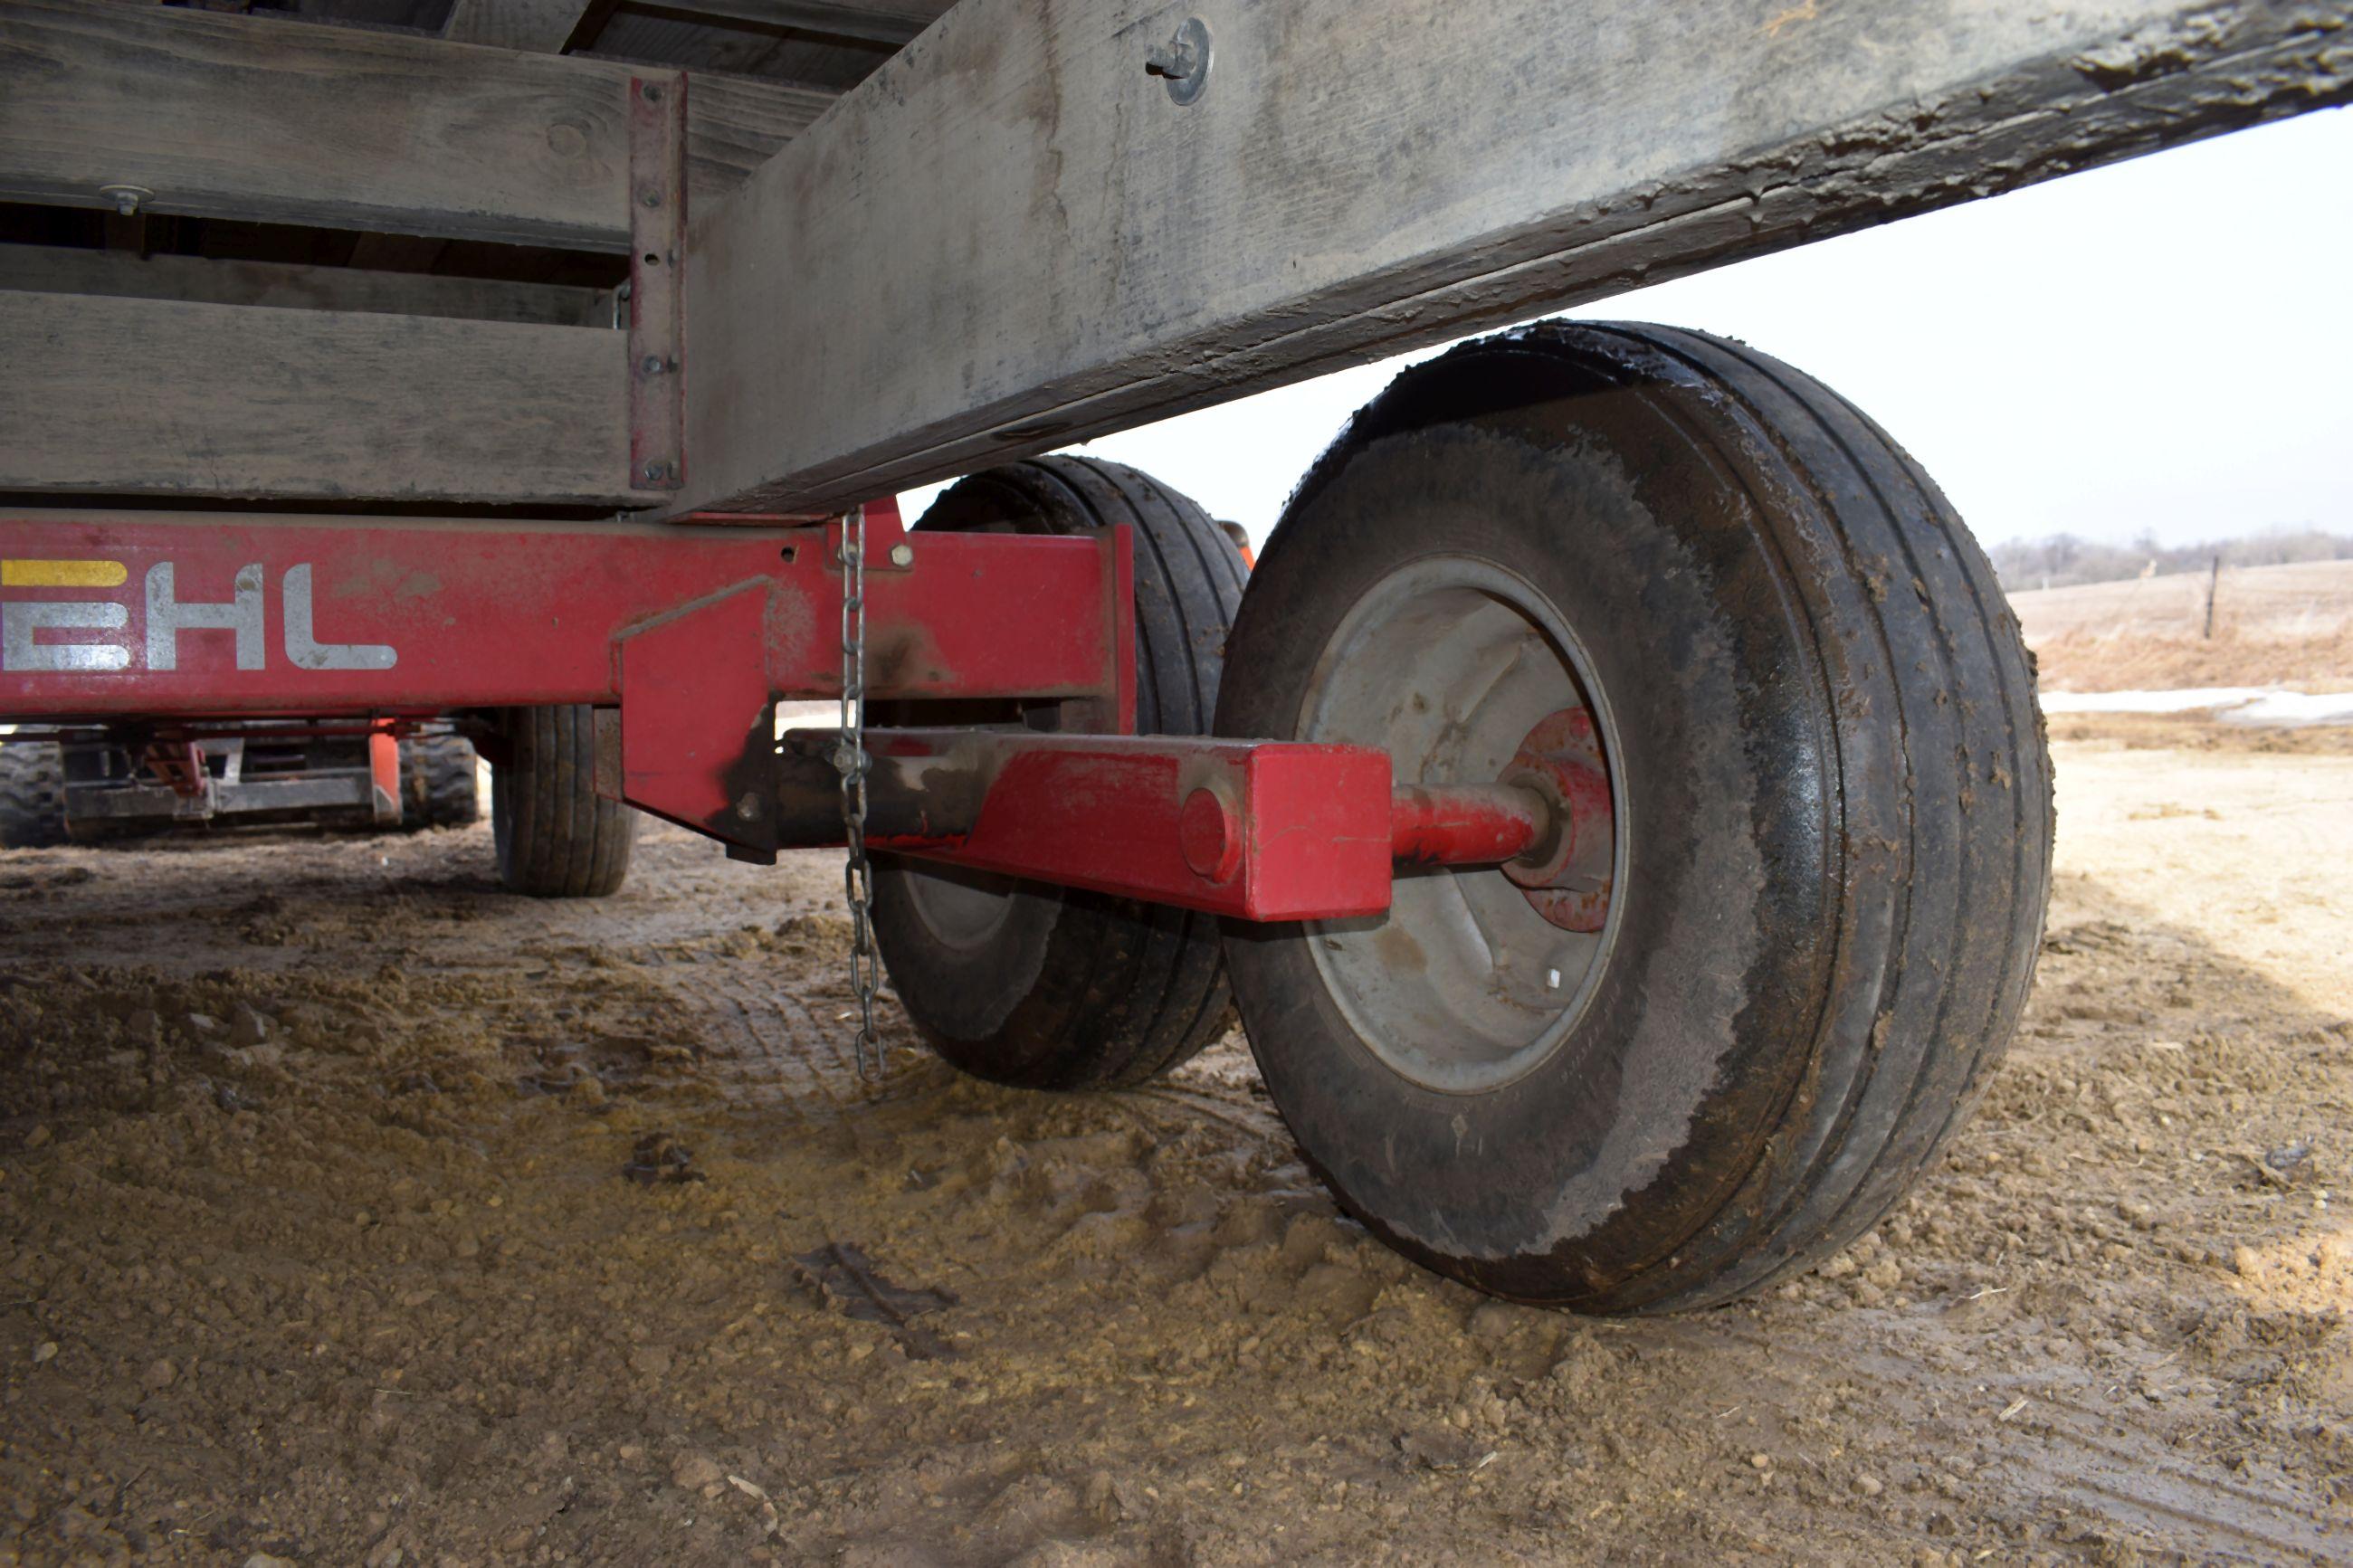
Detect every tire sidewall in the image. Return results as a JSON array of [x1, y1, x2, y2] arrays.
[[1220, 411, 1843, 1304], [868, 457, 1244, 1090]]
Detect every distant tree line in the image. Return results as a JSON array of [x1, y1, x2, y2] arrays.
[[1987, 528, 2353, 592]]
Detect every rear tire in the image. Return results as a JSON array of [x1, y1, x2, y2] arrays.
[[0, 741, 67, 849], [491, 707, 635, 898], [870, 457, 1249, 1090], [401, 732, 481, 830], [1216, 322, 2053, 1314]]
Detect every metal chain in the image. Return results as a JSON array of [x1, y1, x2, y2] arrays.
[[832, 503, 883, 1079]]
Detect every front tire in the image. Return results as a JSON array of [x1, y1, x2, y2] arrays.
[[491, 707, 635, 898], [1217, 322, 2053, 1314]]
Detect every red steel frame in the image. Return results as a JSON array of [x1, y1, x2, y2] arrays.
[[0, 502, 1565, 921], [0, 500, 1129, 721]]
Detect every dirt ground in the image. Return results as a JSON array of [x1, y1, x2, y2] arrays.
[[1, 717, 2348, 1567], [2012, 560, 2353, 692]]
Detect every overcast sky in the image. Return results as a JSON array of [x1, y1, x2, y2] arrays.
[[914, 107, 2350, 553]]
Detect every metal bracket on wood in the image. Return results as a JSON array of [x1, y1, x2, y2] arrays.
[[627, 72, 688, 492]]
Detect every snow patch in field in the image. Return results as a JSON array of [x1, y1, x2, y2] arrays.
[[2038, 688, 2353, 727]]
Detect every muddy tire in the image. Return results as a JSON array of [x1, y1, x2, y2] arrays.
[[401, 733, 481, 831], [491, 706, 634, 898], [0, 741, 68, 849], [870, 458, 1249, 1090], [1216, 322, 2053, 1314]]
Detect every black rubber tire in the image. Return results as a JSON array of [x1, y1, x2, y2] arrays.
[[0, 741, 68, 849], [491, 706, 635, 898], [400, 733, 481, 830], [869, 457, 1249, 1090], [1216, 322, 2053, 1314]]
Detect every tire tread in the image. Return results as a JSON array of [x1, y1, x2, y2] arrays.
[[0, 741, 68, 849], [493, 706, 635, 898]]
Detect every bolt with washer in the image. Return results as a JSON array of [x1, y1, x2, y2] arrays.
[[1145, 17, 1213, 105]]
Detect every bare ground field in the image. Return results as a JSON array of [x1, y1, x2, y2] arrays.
[[0, 711, 2348, 1567], [2013, 560, 2353, 692]]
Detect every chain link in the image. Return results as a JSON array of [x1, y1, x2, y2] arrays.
[[832, 504, 883, 1079]]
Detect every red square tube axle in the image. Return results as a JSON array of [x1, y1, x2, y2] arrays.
[[797, 731, 1551, 923]]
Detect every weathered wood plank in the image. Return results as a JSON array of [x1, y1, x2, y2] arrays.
[[665, 65, 837, 200], [635, 0, 953, 46], [676, 0, 2353, 516], [0, 0, 833, 249], [443, 0, 595, 51], [0, 292, 634, 504], [0, 244, 612, 327]]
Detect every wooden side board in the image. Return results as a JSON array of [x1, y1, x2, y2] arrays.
[[0, 0, 836, 251], [638, 0, 957, 46], [673, 0, 2353, 516], [0, 245, 612, 328], [443, 0, 597, 52], [670, 64, 839, 202], [0, 292, 635, 504]]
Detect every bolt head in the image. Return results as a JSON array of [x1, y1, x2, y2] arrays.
[[735, 793, 761, 820], [1150, 17, 1213, 105], [1178, 786, 1242, 883], [888, 543, 914, 568]]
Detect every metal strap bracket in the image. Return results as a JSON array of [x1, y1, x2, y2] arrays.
[[626, 72, 687, 492]]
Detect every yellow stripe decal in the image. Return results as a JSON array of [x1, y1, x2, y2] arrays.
[[1, 559, 129, 588]]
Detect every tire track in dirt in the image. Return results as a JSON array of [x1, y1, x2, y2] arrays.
[[2, 736, 2348, 1564], [1678, 1319, 2342, 1562]]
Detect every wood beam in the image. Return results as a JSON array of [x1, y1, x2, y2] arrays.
[[0, 244, 612, 327], [675, 0, 2353, 517], [0, 292, 634, 504], [443, 0, 596, 52], [0, 0, 834, 250], [630, 0, 952, 47]]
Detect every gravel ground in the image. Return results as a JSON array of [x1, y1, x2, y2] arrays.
[[0, 717, 2346, 1566]]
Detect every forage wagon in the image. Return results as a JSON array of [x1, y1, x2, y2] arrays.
[[2, 0, 2345, 1310]]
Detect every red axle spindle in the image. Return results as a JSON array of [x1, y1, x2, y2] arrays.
[[1389, 784, 1548, 867]]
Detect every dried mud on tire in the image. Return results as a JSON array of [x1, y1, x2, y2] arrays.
[[1, 731, 2348, 1565]]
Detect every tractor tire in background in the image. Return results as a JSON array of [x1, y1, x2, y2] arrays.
[[869, 457, 1250, 1090], [400, 732, 481, 831], [0, 741, 68, 849], [491, 706, 635, 898], [1216, 322, 2053, 1315]]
